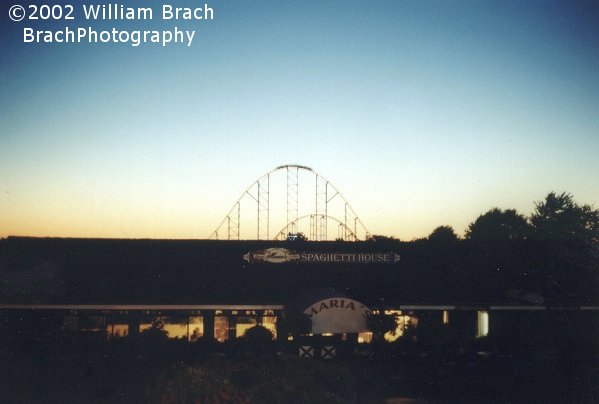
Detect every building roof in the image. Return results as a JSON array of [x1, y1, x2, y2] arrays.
[[0, 236, 596, 307]]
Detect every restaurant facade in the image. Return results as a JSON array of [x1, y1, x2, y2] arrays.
[[1, 236, 597, 351]]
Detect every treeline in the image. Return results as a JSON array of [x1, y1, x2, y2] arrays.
[[370, 192, 598, 306], [411, 192, 598, 243]]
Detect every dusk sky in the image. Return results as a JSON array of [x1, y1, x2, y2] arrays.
[[1, 1, 598, 240]]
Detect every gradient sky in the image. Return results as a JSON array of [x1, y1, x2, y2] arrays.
[[1, 0, 598, 240]]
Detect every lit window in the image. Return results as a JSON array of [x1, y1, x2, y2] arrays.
[[107, 324, 129, 340], [235, 316, 257, 338], [189, 316, 204, 341], [261, 316, 277, 339], [477, 311, 489, 337], [163, 323, 188, 339], [214, 316, 229, 342], [358, 332, 373, 343], [140, 316, 188, 339]]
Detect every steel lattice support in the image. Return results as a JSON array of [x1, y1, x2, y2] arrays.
[[309, 214, 316, 241], [344, 203, 348, 241], [287, 166, 299, 236], [342, 204, 354, 242], [315, 174, 328, 241], [227, 202, 240, 240], [257, 175, 269, 240]]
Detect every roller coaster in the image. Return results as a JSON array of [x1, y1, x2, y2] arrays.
[[210, 165, 371, 241]]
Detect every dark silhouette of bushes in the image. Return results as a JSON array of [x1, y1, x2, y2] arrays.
[[149, 357, 357, 404], [242, 325, 275, 355]]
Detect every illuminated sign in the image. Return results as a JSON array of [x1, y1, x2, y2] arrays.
[[243, 248, 298, 264], [305, 298, 371, 334], [243, 248, 400, 264]]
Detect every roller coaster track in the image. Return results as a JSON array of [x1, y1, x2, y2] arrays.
[[210, 165, 370, 241], [273, 214, 359, 241]]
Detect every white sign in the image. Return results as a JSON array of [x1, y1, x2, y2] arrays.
[[304, 298, 371, 334], [243, 248, 400, 264]]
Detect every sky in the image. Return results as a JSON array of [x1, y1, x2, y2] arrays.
[[1, 0, 598, 240]]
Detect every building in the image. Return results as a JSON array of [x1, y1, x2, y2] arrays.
[[1, 236, 597, 351]]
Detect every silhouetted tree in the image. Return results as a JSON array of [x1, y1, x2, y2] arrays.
[[366, 312, 398, 343], [428, 225, 459, 243], [139, 318, 169, 343], [244, 325, 273, 342], [465, 208, 530, 240], [530, 192, 599, 242], [281, 309, 312, 337], [370, 235, 402, 249], [287, 232, 308, 241], [371, 234, 401, 242], [243, 325, 275, 354], [135, 318, 170, 359]]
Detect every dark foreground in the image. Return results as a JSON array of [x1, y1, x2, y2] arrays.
[[1, 329, 598, 404]]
